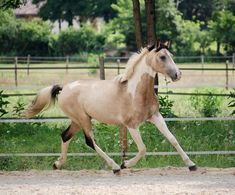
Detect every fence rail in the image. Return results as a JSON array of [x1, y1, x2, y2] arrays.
[[0, 116, 234, 123], [1, 92, 232, 97], [0, 151, 234, 157], [1, 55, 235, 87]]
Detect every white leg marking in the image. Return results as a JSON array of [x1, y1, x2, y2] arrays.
[[54, 139, 71, 169], [124, 128, 146, 168], [89, 132, 120, 170], [149, 113, 195, 167]]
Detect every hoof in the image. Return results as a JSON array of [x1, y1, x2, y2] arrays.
[[120, 162, 127, 169], [53, 163, 59, 170], [113, 169, 121, 175], [189, 165, 197, 171]]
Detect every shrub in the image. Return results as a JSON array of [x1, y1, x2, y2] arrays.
[[159, 95, 175, 118], [12, 99, 26, 117], [15, 19, 52, 56], [57, 25, 105, 55], [190, 89, 222, 117], [228, 89, 235, 115], [0, 91, 9, 117]]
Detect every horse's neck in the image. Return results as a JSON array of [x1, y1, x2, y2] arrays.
[[127, 57, 156, 98]]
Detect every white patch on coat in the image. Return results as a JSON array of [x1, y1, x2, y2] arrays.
[[127, 56, 155, 98], [68, 81, 80, 89]]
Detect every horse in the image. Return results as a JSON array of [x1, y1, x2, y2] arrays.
[[25, 41, 197, 174]]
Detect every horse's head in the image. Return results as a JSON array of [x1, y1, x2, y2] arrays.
[[146, 41, 181, 82]]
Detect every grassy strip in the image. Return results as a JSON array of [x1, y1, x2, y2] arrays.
[[0, 121, 234, 170]]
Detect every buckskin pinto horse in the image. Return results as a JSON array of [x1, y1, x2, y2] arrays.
[[25, 41, 197, 174]]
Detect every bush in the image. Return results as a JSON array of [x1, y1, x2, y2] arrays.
[[0, 91, 9, 117], [15, 19, 52, 56], [0, 10, 17, 55], [0, 14, 53, 56], [190, 89, 222, 117], [228, 89, 235, 115], [159, 95, 175, 118], [57, 25, 105, 55]]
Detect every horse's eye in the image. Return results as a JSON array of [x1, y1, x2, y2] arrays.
[[160, 56, 166, 61]]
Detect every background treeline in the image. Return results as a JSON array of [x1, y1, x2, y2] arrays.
[[0, 0, 234, 56]]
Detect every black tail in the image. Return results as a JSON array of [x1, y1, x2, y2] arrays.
[[25, 84, 62, 118], [51, 84, 63, 100]]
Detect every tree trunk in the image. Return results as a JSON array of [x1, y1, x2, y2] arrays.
[[132, 0, 143, 49], [216, 41, 220, 55], [66, 9, 73, 26], [145, 0, 158, 94], [58, 18, 62, 32], [145, 0, 156, 45]]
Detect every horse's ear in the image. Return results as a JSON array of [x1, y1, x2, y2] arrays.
[[156, 39, 161, 49], [147, 44, 155, 51], [164, 41, 171, 48]]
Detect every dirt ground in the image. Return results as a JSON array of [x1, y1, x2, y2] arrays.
[[0, 167, 234, 195]]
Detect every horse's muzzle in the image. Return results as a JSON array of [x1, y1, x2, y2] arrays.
[[169, 70, 182, 82]]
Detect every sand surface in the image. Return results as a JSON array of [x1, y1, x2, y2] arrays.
[[0, 167, 235, 195]]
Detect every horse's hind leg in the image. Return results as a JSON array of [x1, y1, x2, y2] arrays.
[[53, 121, 81, 169], [82, 123, 121, 174]]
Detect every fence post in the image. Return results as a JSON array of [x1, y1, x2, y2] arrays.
[[225, 60, 229, 90], [201, 55, 204, 73], [99, 56, 105, 80], [66, 55, 69, 74], [120, 126, 128, 162], [14, 56, 18, 87], [117, 59, 120, 75], [27, 54, 30, 75]]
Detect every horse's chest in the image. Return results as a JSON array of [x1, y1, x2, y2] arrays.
[[123, 98, 158, 128]]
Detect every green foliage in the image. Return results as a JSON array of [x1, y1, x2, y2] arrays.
[[0, 14, 52, 56], [87, 53, 99, 74], [228, 89, 235, 115], [12, 98, 26, 117], [209, 11, 235, 54], [0, 0, 26, 9], [190, 90, 222, 117], [109, 0, 136, 49], [33, 0, 117, 25], [57, 25, 105, 55], [0, 10, 17, 55], [0, 91, 9, 117], [16, 18, 52, 56], [159, 95, 175, 118]]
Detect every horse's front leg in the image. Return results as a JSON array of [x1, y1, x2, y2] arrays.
[[121, 128, 146, 169], [148, 112, 197, 171]]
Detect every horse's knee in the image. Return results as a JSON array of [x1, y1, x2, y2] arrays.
[[84, 133, 95, 150]]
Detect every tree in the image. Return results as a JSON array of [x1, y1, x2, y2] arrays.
[[33, 0, 117, 28], [132, 0, 143, 49], [0, 0, 26, 9], [0, 10, 17, 54], [145, 0, 155, 45], [209, 11, 235, 54]]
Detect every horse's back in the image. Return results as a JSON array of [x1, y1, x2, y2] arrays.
[[58, 79, 125, 125]]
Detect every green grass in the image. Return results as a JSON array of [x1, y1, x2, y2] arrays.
[[0, 65, 234, 170], [0, 121, 234, 170]]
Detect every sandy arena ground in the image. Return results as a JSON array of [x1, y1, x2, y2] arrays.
[[0, 167, 234, 195]]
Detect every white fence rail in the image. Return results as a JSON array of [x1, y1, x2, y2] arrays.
[[0, 151, 235, 157], [0, 117, 234, 123]]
